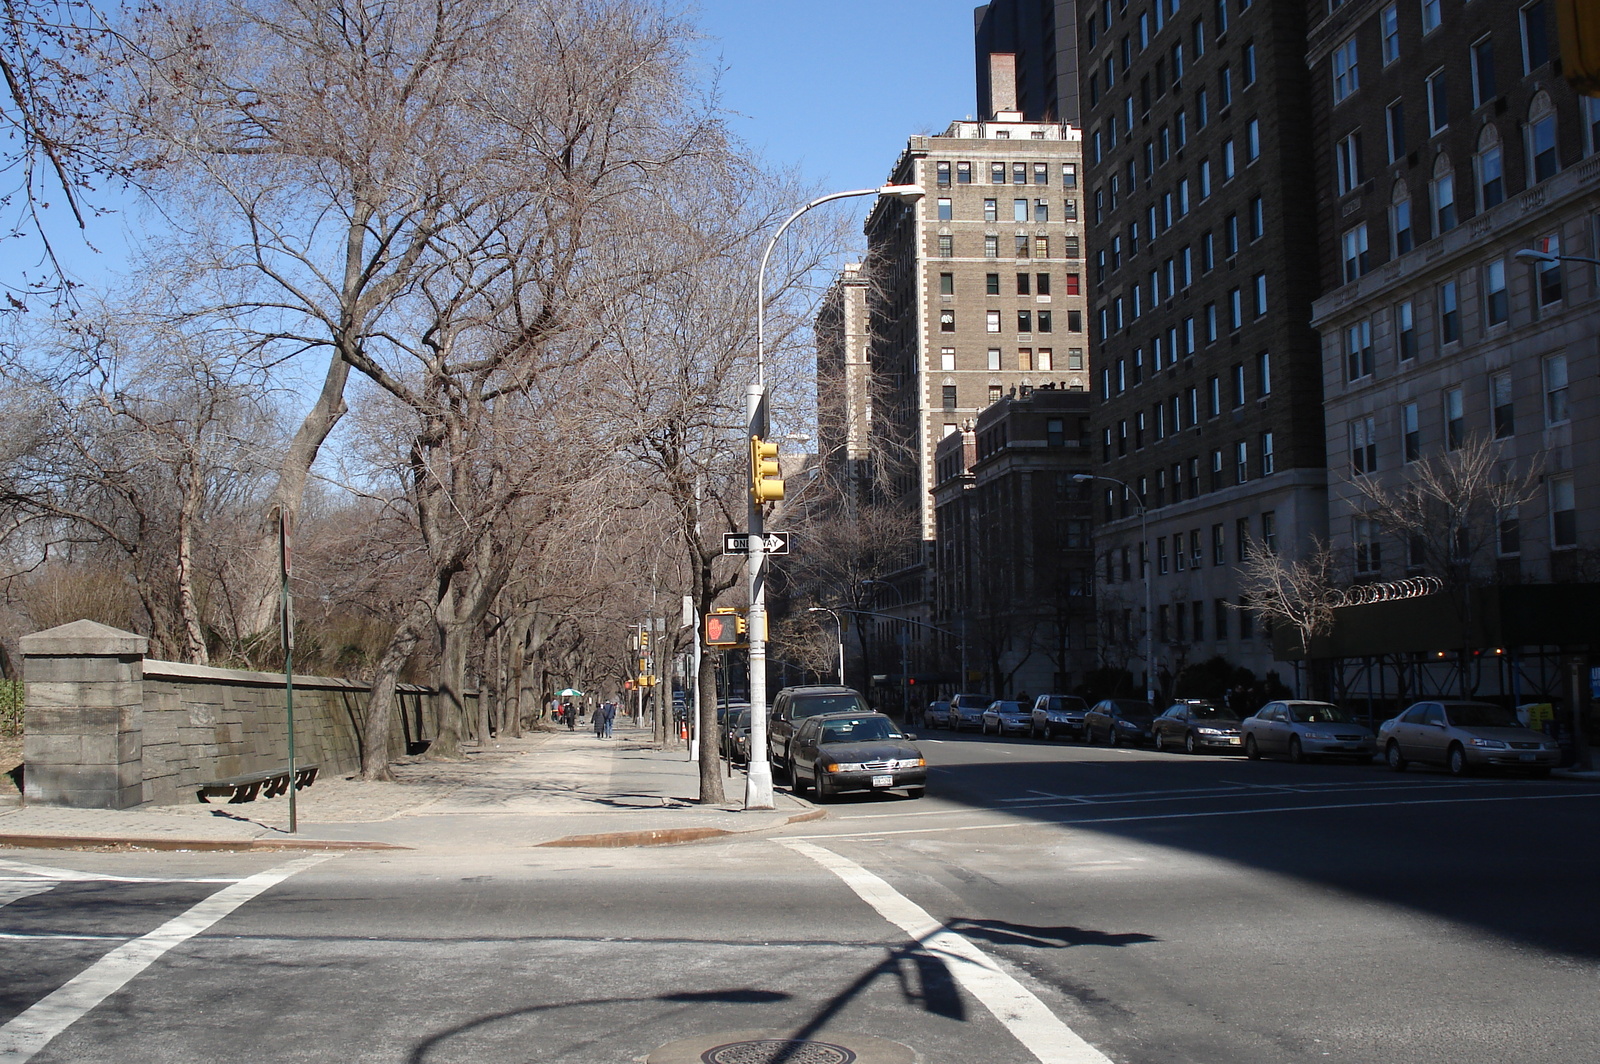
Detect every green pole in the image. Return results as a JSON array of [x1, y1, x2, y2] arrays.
[[280, 511, 297, 834]]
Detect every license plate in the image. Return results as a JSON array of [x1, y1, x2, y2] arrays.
[[1520, 753, 1537, 762], [871, 775, 893, 788]]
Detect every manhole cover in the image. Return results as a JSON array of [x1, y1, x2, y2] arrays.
[[701, 1040, 857, 1064]]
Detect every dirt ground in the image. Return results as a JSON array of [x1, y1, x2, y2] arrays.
[[1, 734, 20, 796]]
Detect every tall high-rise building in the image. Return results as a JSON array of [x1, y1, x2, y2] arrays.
[[815, 263, 873, 503], [975, 0, 1083, 125], [1079, 1, 1329, 688]]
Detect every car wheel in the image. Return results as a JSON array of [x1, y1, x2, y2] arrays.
[[813, 772, 830, 801], [1107, 726, 1119, 747], [791, 767, 810, 797], [1288, 736, 1306, 764], [1447, 743, 1473, 777], [1184, 732, 1198, 755], [1386, 741, 1408, 772], [1030, 722, 1041, 740], [1244, 735, 1260, 760], [905, 786, 925, 799]]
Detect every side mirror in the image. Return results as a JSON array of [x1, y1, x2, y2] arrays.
[[904, 732, 919, 741]]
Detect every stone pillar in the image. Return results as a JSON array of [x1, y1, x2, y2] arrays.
[[21, 620, 148, 808]]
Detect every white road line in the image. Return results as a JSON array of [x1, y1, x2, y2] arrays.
[[787, 788, 1600, 841], [781, 839, 1114, 1064], [0, 859, 239, 884], [0, 933, 134, 942], [0, 854, 332, 1064]]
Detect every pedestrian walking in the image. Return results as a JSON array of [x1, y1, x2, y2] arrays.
[[602, 700, 616, 738], [593, 702, 605, 739], [564, 701, 576, 730]]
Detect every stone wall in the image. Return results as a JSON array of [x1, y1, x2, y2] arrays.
[[22, 620, 454, 808]]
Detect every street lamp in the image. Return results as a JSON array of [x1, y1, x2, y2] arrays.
[[743, 182, 925, 810], [1073, 472, 1155, 706], [806, 606, 845, 685], [1513, 248, 1600, 268]]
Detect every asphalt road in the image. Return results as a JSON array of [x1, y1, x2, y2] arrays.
[[4, 730, 1599, 1064]]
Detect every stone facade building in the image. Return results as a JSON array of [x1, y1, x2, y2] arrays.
[[932, 386, 1098, 696]]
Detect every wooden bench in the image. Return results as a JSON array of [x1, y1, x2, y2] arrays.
[[197, 764, 319, 804]]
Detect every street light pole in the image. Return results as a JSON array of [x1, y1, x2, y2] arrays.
[[807, 606, 845, 685], [1074, 473, 1155, 705], [743, 182, 925, 811]]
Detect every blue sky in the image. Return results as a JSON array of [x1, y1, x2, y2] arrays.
[[692, 0, 984, 227]]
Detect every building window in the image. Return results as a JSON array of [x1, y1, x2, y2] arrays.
[[939, 272, 954, 296], [1491, 370, 1514, 438], [1402, 401, 1420, 461], [936, 161, 951, 187], [1545, 353, 1569, 424], [1391, 182, 1413, 255], [1036, 272, 1051, 296], [984, 198, 998, 222], [1500, 515, 1521, 556], [1033, 162, 1049, 185], [1444, 385, 1464, 449], [1350, 416, 1378, 474], [1247, 117, 1260, 162], [938, 234, 954, 258], [1381, 4, 1400, 65], [1550, 474, 1576, 547], [1235, 440, 1249, 483], [991, 162, 1007, 184], [1037, 310, 1052, 332], [1215, 599, 1230, 640], [1035, 235, 1050, 258], [984, 234, 999, 258], [1211, 449, 1224, 491], [1017, 309, 1033, 333], [1386, 100, 1406, 162], [1065, 235, 1081, 259], [1068, 347, 1084, 370], [1335, 132, 1362, 196], [1249, 195, 1264, 240], [941, 309, 956, 332], [1528, 92, 1559, 182], [985, 309, 1000, 333], [1236, 517, 1250, 561], [1260, 431, 1275, 476], [1439, 280, 1459, 344], [987, 347, 1002, 370], [940, 348, 956, 371], [1354, 516, 1382, 573], [1016, 272, 1031, 296], [957, 161, 972, 184], [1261, 510, 1277, 552], [988, 384, 1003, 404], [1232, 362, 1246, 407], [1332, 37, 1359, 104], [1431, 155, 1456, 233], [1477, 127, 1505, 210], [1484, 259, 1508, 326], [1012, 197, 1028, 223], [1253, 273, 1268, 317], [1426, 69, 1448, 135], [937, 197, 953, 221], [942, 385, 957, 411], [1422, 0, 1441, 35], [1034, 199, 1050, 223], [1522, 1, 1550, 73], [1396, 300, 1416, 360], [1015, 235, 1031, 258], [986, 272, 1001, 295], [1342, 224, 1369, 283], [1257, 351, 1272, 395], [1062, 162, 1078, 188], [1536, 233, 1563, 305], [1471, 37, 1497, 108], [1038, 347, 1053, 371], [1212, 523, 1226, 565]]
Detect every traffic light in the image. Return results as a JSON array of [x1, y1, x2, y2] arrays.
[[750, 436, 784, 504], [735, 614, 748, 638], [705, 610, 743, 647]]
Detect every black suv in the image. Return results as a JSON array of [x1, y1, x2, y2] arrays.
[[768, 685, 873, 771]]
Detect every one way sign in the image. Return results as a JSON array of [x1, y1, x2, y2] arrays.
[[722, 532, 792, 555]]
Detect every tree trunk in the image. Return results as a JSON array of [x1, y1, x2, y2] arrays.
[[697, 636, 725, 804], [175, 460, 209, 665], [361, 600, 432, 781]]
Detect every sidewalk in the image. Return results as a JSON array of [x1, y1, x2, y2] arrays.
[[0, 725, 820, 854]]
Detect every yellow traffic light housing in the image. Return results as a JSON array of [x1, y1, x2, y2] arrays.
[[750, 436, 784, 504], [705, 608, 744, 648]]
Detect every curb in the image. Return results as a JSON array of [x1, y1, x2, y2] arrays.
[[0, 833, 407, 853], [538, 807, 826, 848]]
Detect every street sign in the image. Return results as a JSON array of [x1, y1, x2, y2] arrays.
[[721, 532, 792, 555]]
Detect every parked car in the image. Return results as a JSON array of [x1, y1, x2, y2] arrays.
[[722, 708, 752, 763], [1030, 694, 1090, 740], [1152, 701, 1245, 754], [767, 685, 873, 771], [1242, 700, 1376, 763], [1378, 700, 1559, 776], [1084, 698, 1157, 746], [788, 711, 926, 800], [924, 700, 952, 729], [947, 693, 992, 732], [981, 700, 1033, 736]]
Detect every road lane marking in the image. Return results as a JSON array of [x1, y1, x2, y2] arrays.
[[781, 839, 1114, 1064], [0, 854, 332, 1064], [786, 788, 1600, 840], [0, 859, 239, 884]]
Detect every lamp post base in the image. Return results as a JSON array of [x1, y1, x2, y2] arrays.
[[744, 759, 775, 810]]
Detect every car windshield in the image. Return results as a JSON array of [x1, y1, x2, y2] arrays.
[[994, 702, 1025, 713], [793, 694, 869, 717], [1189, 705, 1240, 720], [735, 711, 750, 728], [1290, 704, 1351, 724], [1445, 704, 1519, 728], [1052, 697, 1087, 711], [820, 717, 899, 743]]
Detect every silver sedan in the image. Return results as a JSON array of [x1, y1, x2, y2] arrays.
[[1378, 700, 1559, 776], [1242, 700, 1376, 763]]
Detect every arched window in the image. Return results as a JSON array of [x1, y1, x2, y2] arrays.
[[1390, 180, 1414, 256], [1528, 92, 1559, 182], [1475, 124, 1504, 210], [1430, 152, 1456, 234]]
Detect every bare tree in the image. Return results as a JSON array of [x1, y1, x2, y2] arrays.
[[1232, 537, 1344, 659]]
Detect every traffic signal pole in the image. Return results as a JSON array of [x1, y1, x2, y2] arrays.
[[744, 381, 775, 809]]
